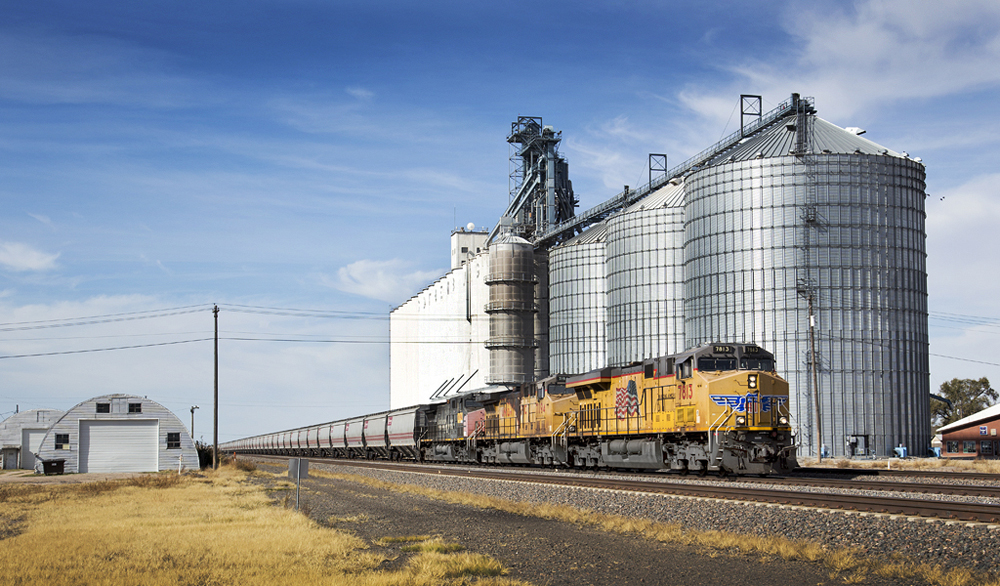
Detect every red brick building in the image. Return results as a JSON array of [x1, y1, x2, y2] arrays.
[[937, 404, 1000, 459]]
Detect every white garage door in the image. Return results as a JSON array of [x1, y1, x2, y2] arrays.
[[79, 420, 159, 473], [20, 429, 47, 470]]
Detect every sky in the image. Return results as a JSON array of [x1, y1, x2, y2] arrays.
[[2, 0, 1000, 442]]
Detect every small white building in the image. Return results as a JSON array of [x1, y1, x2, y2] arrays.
[[0, 409, 66, 470], [35, 394, 198, 473]]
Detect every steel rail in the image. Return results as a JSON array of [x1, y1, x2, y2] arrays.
[[736, 476, 1000, 499]]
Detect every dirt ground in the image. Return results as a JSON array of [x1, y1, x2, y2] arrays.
[[0, 469, 144, 485], [258, 463, 913, 586]]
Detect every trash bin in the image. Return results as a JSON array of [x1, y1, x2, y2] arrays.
[[41, 459, 65, 475]]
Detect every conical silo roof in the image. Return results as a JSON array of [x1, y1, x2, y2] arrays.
[[622, 179, 684, 214], [706, 116, 902, 165]]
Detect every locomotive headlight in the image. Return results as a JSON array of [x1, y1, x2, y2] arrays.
[[747, 374, 758, 389], [735, 415, 747, 426], [778, 416, 789, 425]]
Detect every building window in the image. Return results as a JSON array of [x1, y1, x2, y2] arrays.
[[128, 403, 142, 414], [55, 434, 70, 450], [946, 441, 959, 453], [461, 247, 468, 253], [982, 441, 994, 456], [963, 441, 977, 454], [96, 403, 110, 413], [166, 432, 181, 449]]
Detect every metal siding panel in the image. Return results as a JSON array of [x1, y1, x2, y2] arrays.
[[20, 429, 46, 470], [79, 420, 158, 473]]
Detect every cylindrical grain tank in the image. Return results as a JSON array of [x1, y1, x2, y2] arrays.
[[548, 223, 607, 375], [684, 112, 929, 457], [534, 250, 550, 380], [606, 181, 687, 367], [486, 233, 536, 384]]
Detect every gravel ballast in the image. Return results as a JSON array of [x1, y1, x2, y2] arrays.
[[289, 460, 999, 576]]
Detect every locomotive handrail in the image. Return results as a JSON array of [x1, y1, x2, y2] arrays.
[[708, 408, 734, 470], [550, 411, 578, 466], [466, 419, 486, 450]]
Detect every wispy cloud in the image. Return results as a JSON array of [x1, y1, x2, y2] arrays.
[[27, 212, 54, 228], [0, 30, 202, 108], [679, 0, 1000, 124], [0, 242, 60, 272], [323, 259, 443, 304], [346, 86, 375, 100]]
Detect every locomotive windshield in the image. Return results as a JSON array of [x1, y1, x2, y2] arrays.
[[740, 357, 774, 371], [697, 357, 737, 371]]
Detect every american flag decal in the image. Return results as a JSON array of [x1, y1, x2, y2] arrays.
[[615, 379, 639, 419]]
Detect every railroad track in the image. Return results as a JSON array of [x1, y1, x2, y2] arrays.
[[733, 475, 1000, 499], [795, 466, 1000, 483], [249, 455, 1000, 524]]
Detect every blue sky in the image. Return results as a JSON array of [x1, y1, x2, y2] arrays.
[[2, 1, 1000, 441]]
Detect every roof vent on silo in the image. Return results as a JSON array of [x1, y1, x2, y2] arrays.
[[845, 127, 866, 136]]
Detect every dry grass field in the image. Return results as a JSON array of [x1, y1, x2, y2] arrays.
[[0, 466, 529, 586]]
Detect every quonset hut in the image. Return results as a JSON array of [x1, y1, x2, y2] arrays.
[[0, 409, 66, 470], [389, 94, 929, 457], [35, 394, 198, 473]]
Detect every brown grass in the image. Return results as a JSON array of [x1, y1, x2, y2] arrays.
[[310, 468, 1000, 586], [808, 456, 1000, 474], [0, 466, 533, 586], [401, 537, 466, 553]]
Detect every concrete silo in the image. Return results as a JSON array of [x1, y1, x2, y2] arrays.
[[485, 233, 537, 385]]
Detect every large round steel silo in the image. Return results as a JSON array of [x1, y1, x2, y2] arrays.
[[606, 181, 686, 367], [684, 108, 929, 457], [548, 223, 607, 375], [485, 233, 536, 385]]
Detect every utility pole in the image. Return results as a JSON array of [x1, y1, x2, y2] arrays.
[[213, 304, 219, 470], [190, 405, 199, 440], [804, 288, 822, 463], [798, 282, 822, 462]]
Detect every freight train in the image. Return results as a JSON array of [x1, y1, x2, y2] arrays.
[[223, 343, 798, 476]]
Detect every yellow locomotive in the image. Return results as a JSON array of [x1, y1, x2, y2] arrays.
[[472, 343, 796, 475]]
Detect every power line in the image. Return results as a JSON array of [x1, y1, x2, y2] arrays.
[[0, 304, 212, 327], [224, 304, 387, 319], [929, 353, 1000, 368], [8, 331, 211, 342], [0, 338, 212, 360], [0, 307, 212, 332]]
